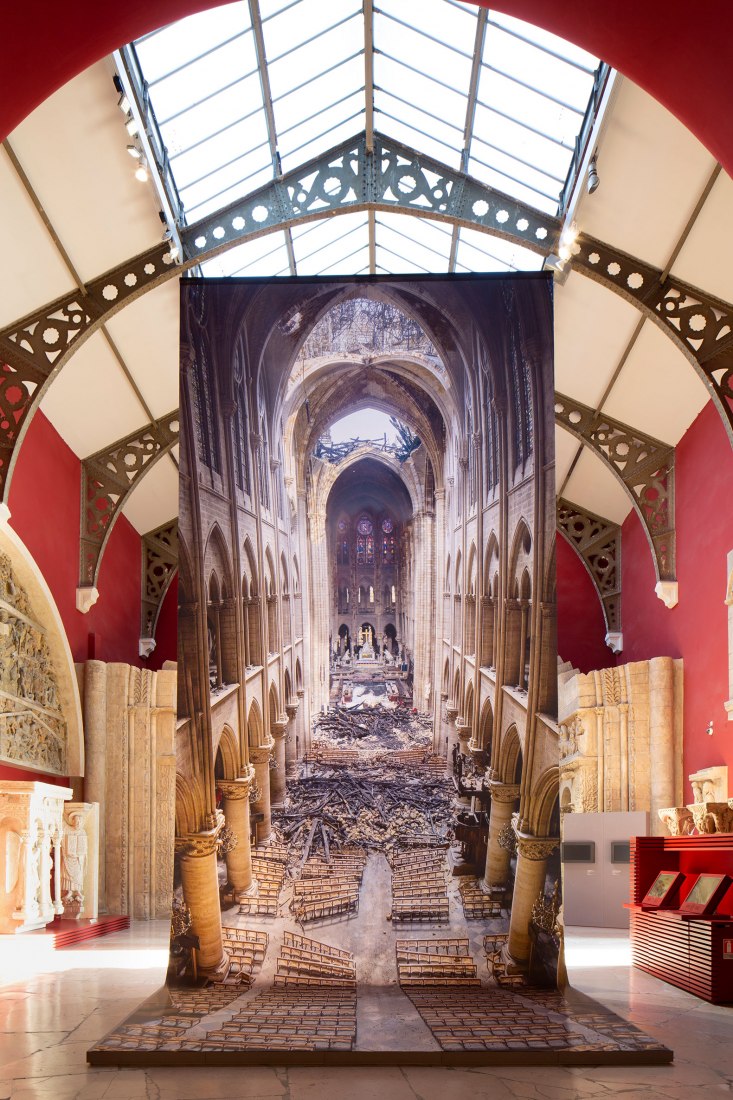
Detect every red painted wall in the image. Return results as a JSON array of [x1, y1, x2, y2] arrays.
[[8, 412, 143, 666], [556, 535, 614, 674], [147, 575, 178, 671], [619, 401, 733, 797], [0, 763, 70, 788]]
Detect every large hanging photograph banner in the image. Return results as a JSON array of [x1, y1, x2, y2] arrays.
[[89, 273, 669, 1065]]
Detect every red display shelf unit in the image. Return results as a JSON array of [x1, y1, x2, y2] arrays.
[[629, 835, 733, 1004]]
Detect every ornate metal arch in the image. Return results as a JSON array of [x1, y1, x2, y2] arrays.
[[1, 130, 732, 504], [554, 393, 675, 587], [80, 411, 179, 591], [556, 497, 621, 643], [141, 518, 178, 646]]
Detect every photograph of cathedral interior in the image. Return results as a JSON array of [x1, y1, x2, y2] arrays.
[[0, 0, 732, 1093]]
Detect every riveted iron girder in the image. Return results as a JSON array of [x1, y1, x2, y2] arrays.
[[141, 518, 178, 638], [557, 496, 621, 633], [555, 392, 675, 583], [81, 411, 179, 588], [1, 130, 732, 505]]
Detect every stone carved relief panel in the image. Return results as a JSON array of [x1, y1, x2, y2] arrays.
[[0, 552, 66, 775], [558, 657, 683, 834]]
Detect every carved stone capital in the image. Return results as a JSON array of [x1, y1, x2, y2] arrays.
[[687, 802, 717, 833], [139, 636, 156, 659], [250, 739, 274, 763], [218, 778, 253, 802], [515, 832, 559, 861], [657, 805, 694, 836], [605, 631, 623, 653], [445, 704, 459, 722], [271, 718, 288, 738], [285, 702, 299, 719], [175, 828, 220, 858], [489, 782, 520, 804]]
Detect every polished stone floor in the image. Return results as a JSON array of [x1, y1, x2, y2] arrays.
[[1, 923, 731, 1098]]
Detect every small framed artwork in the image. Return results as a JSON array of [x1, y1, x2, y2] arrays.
[[641, 870, 685, 909], [679, 873, 731, 917]]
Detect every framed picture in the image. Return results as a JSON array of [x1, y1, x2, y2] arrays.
[[679, 873, 731, 917], [641, 870, 685, 909]]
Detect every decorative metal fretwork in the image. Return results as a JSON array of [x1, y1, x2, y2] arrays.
[[572, 234, 733, 436], [554, 393, 675, 582], [556, 497, 621, 633], [141, 518, 178, 637], [2, 131, 733, 507], [80, 411, 179, 587]]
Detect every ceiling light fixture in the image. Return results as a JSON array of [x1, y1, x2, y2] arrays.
[[117, 92, 130, 115], [558, 223, 578, 262], [587, 155, 600, 194], [126, 144, 142, 159], [162, 228, 180, 259], [134, 161, 149, 183], [125, 114, 139, 138]]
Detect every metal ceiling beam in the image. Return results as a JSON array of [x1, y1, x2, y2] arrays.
[[364, 0, 374, 154], [449, 6, 487, 272], [80, 410, 179, 593], [555, 392, 675, 590], [141, 518, 179, 649], [249, 0, 296, 275], [556, 497, 621, 645], [2, 129, 732, 505]]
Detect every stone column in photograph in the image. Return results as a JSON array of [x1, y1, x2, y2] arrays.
[[285, 702, 299, 777], [218, 769, 256, 898], [176, 829, 227, 978], [506, 833, 559, 967], [270, 718, 289, 807], [483, 782, 520, 891], [250, 739, 274, 844]]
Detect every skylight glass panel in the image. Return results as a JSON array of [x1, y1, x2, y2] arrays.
[[265, 8, 362, 101], [129, 0, 601, 249], [291, 213, 369, 275], [143, 29, 258, 126], [374, 4, 473, 144], [376, 214, 452, 272], [134, 5, 250, 83], [184, 160, 273, 223], [489, 11, 598, 73], [271, 54, 364, 136], [457, 225, 543, 273], [484, 24, 594, 111], [200, 231, 290, 277]]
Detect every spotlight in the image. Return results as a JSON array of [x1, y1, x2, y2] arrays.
[[126, 144, 142, 159], [117, 91, 130, 115], [125, 114, 139, 138], [587, 156, 600, 194], [135, 161, 149, 183], [162, 229, 179, 259]]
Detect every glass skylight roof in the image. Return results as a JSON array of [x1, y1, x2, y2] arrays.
[[129, 0, 601, 277]]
